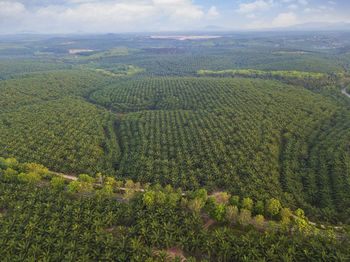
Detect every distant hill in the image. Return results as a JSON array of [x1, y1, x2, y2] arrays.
[[288, 22, 350, 31]]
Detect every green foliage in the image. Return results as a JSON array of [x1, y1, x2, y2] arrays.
[[197, 69, 342, 91], [294, 209, 313, 235], [188, 199, 205, 215], [280, 207, 292, 220], [143, 190, 157, 207], [125, 179, 135, 188], [193, 188, 207, 203], [17, 172, 41, 184], [254, 200, 265, 215], [1, 65, 350, 222], [78, 174, 95, 183], [87, 76, 350, 221], [0, 61, 71, 78], [230, 195, 239, 206], [0, 157, 6, 169], [75, 174, 95, 193], [225, 205, 239, 225], [267, 221, 277, 232], [204, 195, 216, 210], [217, 192, 231, 205], [67, 179, 94, 194], [279, 208, 293, 232], [198, 69, 328, 80], [105, 177, 117, 187], [67, 181, 80, 194], [95, 65, 144, 77], [254, 214, 265, 229], [96, 185, 114, 198], [0, 34, 350, 260], [4, 158, 19, 169], [85, 47, 130, 59], [156, 191, 167, 205], [265, 198, 282, 218], [26, 163, 51, 179], [1, 34, 350, 227], [50, 176, 66, 191], [124, 188, 136, 202], [280, 217, 292, 232], [167, 192, 181, 207], [4, 168, 18, 180], [0, 158, 349, 261], [238, 209, 252, 227], [211, 203, 226, 222], [241, 197, 254, 211], [0, 71, 119, 176]]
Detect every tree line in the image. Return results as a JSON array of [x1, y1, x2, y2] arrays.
[[0, 157, 349, 261]]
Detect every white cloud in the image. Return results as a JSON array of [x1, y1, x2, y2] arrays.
[[0, 1, 27, 30], [68, 0, 96, 3], [288, 4, 298, 10], [207, 6, 219, 18], [303, 5, 332, 14], [0, 1, 26, 19], [271, 12, 297, 27], [245, 0, 349, 30], [237, 0, 272, 14], [248, 11, 298, 28], [0, 0, 206, 33], [0, 0, 348, 33], [298, 0, 308, 5], [152, 0, 204, 20]]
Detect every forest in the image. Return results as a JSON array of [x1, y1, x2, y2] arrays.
[[0, 32, 350, 260], [0, 157, 349, 261]]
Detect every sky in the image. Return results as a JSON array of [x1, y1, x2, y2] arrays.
[[0, 0, 349, 34]]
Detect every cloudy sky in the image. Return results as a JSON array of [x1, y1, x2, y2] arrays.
[[0, 0, 349, 34]]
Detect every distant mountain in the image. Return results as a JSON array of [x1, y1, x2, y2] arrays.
[[202, 22, 350, 32], [287, 22, 350, 31], [202, 25, 229, 32]]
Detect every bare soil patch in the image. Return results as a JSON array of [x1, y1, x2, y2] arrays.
[[154, 247, 186, 261], [208, 191, 222, 198], [105, 226, 117, 233], [167, 247, 186, 261], [203, 219, 215, 230], [61, 41, 76, 45], [150, 35, 221, 41], [69, 49, 94, 54]]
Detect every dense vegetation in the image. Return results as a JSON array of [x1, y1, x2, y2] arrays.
[[1, 72, 349, 222], [89, 77, 350, 222], [0, 158, 349, 261], [1, 32, 350, 260], [197, 69, 343, 91], [0, 70, 120, 175]]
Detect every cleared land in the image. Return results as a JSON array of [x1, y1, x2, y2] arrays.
[[149, 35, 221, 40]]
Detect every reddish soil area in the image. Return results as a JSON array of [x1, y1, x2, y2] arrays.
[[203, 219, 215, 229]]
